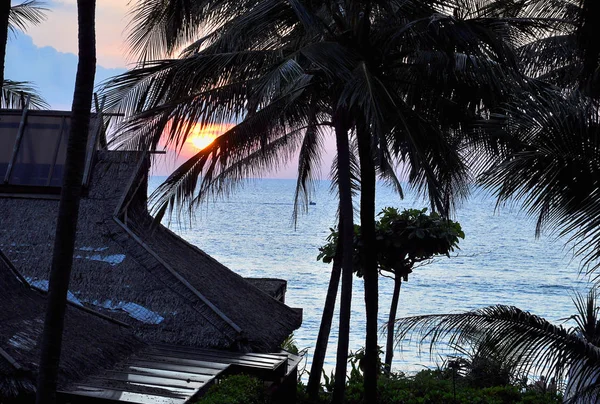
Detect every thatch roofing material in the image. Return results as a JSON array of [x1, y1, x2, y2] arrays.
[[128, 215, 302, 352], [0, 151, 302, 352], [0, 250, 142, 400], [244, 278, 287, 302]]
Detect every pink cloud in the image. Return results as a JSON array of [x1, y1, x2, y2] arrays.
[[25, 0, 131, 68]]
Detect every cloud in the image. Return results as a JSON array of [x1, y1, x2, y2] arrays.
[[5, 32, 125, 109], [21, 0, 131, 69]]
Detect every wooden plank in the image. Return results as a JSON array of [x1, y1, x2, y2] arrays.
[[4, 96, 30, 184], [82, 378, 191, 398], [149, 347, 285, 367], [136, 354, 234, 371], [152, 349, 283, 366], [152, 344, 287, 361], [129, 358, 227, 374], [46, 115, 66, 186], [97, 371, 202, 390], [65, 386, 185, 404], [145, 351, 282, 370], [125, 365, 218, 383]]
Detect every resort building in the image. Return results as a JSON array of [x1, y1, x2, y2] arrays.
[[0, 108, 302, 402]]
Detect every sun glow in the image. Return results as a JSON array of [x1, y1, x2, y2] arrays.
[[187, 123, 233, 151]]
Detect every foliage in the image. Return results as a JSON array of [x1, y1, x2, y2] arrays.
[[297, 367, 561, 404], [1, 79, 49, 109], [9, 1, 47, 34], [280, 333, 299, 355], [478, 90, 600, 273], [197, 374, 265, 404], [318, 207, 464, 279], [395, 288, 600, 403], [103, 0, 543, 223]]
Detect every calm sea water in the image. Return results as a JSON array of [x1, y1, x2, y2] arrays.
[[148, 177, 590, 374]]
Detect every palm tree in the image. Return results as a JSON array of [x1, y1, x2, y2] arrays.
[[1, 79, 48, 108], [0, 0, 47, 92], [394, 288, 600, 402], [35, 0, 96, 402], [104, 0, 551, 401], [514, 0, 599, 98], [476, 89, 600, 274]]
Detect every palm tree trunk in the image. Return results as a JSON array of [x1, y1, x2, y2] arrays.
[[357, 119, 378, 402], [331, 111, 354, 404], [384, 276, 402, 374], [0, 0, 10, 93], [307, 217, 343, 399], [35, 1, 96, 402]]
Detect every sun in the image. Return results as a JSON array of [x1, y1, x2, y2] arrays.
[[187, 123, 232, 151]]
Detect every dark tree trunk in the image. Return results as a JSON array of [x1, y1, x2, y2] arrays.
[[0, 0, 10, 93], [35, 1, 96, 402], [307, 217, 343, 399], [384, 276, 402, 374], [357, 120, 378, 402], [331, 111, 354, 404]]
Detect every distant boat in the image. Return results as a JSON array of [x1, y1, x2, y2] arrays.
[[309, 201, 316, 206]]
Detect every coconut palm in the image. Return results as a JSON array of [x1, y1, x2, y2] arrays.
[[512, 0, 599, 98], [394, 288, 600, 402], [104, 0, 552, 401], [1, 79, 48, 108], [35, 0, 96, 402], [0, 0, 47, 92], [475, 89, 600, 275]]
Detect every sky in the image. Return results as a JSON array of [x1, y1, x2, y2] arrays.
[[6, 0, 336, 178]]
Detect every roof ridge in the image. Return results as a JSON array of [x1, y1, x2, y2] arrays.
[[0, 249, 28, 287], [111, 153, 243, 338], [0, 348, 21, 370]]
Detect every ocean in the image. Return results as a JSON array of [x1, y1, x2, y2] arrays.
[[148, 177, 590, 374]]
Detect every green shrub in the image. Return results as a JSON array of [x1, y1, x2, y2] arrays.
[[197, 374, 265, 404], [297, 368, 562, 404]]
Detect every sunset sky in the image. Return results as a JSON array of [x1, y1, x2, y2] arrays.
[[6, 0, 335, 178]]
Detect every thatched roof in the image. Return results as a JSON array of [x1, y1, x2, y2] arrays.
[[244, 278, 287, 302], [0, 150, 301, 353], [0, 250, 142, 400]]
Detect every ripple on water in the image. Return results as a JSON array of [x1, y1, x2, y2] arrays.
[[150, 178, 591, 374]]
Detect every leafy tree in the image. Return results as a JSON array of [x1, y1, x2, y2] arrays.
[[35, 0, 96, 402], [319, 207, 464, 373], [394, 288, 600, 403]]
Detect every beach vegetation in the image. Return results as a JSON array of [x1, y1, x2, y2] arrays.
[[394, 288, 600, 403], [103, 1, 546, 401], [200, 363, 560, 404], [318, 207, 464, 373], [102, 0, 600, 402], [0, 0, 48, 107], [197, 374, 265, 404]]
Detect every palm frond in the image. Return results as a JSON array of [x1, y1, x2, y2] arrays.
[[2, 80, 48, 109], [9, 0, 47, 33], [395, 304, 600, 399], [292, 101, 326, 224], [479, 91, 600, 271]]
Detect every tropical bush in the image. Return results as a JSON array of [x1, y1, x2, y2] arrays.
[[298, 367, 560, 404], [395, 288, 600, 403], [197, 374, 265, 404]]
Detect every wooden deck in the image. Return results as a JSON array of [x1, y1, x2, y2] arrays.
[[58, 345, 294, 404]]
